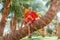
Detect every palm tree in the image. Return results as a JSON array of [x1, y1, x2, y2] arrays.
[[41, 27, 46, 37], [9, 0, 34, 35], [10, 14, 17, 32], [55, 15, 60, 39], [0, 0, 60, 40], [0, 0, 10, 36]]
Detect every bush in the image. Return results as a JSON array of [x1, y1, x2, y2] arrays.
[[46, 28, 53, 34]]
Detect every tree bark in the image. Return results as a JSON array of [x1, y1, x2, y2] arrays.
[[0, 0, 10, 36], [57, 25, 60, 39], [10, 14, 17, 32], [55, 15, 60, 39], [1, 0, 60, 40], [41, 27, 45, 37]]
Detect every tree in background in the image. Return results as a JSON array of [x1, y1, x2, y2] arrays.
[[55, 15, 60, 40], [46, 25, 53, 36], [0, 0, 10, 36]]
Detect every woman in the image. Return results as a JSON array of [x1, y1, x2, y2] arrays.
[[22, 7, 41, 38]]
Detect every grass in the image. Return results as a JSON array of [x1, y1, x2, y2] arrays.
[[22, 36, 58, 40]]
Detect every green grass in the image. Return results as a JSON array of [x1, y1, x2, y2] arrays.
[[45, 36, 57, 40], [22, 36, 58, 40]]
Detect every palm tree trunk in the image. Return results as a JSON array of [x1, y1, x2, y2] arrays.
[[55, 15, 58, 35], [57, 22, 60, 39], [2, 0, 60, 40], [0, 0, 10, 36], [10, 14, 17, 32], [41, 27, 45, 37], [55, 15, 60, 39]]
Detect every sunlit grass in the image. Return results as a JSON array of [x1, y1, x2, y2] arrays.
[[22, 36, 58, 40]]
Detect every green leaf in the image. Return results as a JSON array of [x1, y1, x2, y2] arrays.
[[45, 1, 50, 7]]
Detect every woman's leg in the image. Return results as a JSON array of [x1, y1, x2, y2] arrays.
[[26, 21, 32, 38]]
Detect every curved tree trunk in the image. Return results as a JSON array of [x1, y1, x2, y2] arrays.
[[1, 0, 60, 40], [0, 0, 10, 36]]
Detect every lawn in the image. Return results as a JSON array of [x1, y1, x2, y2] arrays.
[[22, 36, 58, 40]]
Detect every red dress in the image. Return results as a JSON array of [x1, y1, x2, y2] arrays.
[[24, 11, 39, 22]]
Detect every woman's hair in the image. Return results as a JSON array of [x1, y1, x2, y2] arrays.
[[28, 7, 33, 11]]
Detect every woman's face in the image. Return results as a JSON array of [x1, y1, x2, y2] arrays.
[[29, 7, 32, 11]]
